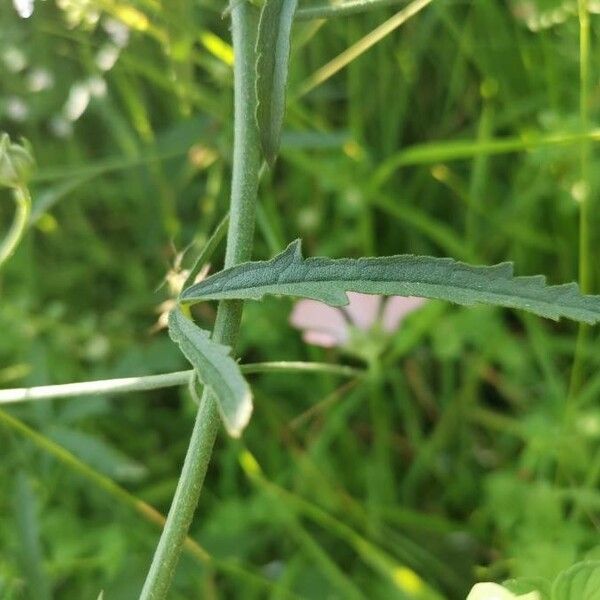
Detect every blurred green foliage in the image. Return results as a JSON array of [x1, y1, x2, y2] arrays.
[[1, 0, 600, 598]]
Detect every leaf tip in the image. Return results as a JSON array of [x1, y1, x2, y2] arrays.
[[223, 389, 253, 438]]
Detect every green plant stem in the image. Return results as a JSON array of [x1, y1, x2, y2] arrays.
[[0, 186, 31, 269], [139, 2, 261, 598], [569, 0, 592, 397], [295, 0, 409, 21], [0, 363, 362, 405], [366, 359, 393, 532]]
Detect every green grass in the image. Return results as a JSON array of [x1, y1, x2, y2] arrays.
[[1, 0, 600, 598]]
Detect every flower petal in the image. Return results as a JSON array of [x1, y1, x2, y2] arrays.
[[466, 582, 539, 600], [303, 330, 340, 348], [343, 292, 382, 330], [381, 296, 426, 333], [290, 300, 349, 347]]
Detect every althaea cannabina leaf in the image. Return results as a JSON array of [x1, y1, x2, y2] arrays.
[[255, 0, 298, 165], [168, 309, 252, 437], [180, 240, 600, 324]]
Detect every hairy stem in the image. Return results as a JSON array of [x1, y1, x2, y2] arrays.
[[139, 3, 261, 598], [0, 363, 362, 405]]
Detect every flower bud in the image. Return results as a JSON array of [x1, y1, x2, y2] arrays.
[[0, 133, 34, 190]]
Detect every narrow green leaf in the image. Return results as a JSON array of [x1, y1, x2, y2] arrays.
[[168, 309, 252, 437], [552, 561, 600, 600], [180, 240, 600, 325], [255, 0, 298, 165]]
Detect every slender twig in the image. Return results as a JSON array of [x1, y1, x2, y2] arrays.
[[567, 0, 595, 520], [0, 362, 363, 405], [245, 361, 362, 377], [297, 0, 433, 96], [0, 371, 192, 404], [139, 2, 262, 598], [0, 186, 31, 269], [295, 0, 408, 21]]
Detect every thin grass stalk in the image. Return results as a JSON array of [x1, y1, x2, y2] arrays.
[[569, 0, 592, 399]]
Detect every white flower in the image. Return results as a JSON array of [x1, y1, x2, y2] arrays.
[[102, 17, 130, 48], [2, 47, 27, 73], [466, 582, 540, 600], [96, 44, 120, 72], [64, 83, 91, 121], [50, 116, 73, 139], [5, 97, 29, 122], [27, 68, 54, 92], [12, 0, 34, 18], [86, 75, 107, 98]]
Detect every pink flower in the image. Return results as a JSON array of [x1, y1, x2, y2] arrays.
[[290, 293, 426, 349]]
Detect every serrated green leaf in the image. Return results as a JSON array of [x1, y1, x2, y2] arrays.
[[168, 309, 252, 437], [255, 0, 298, 165], [180, 240, 600, 324], [552, 561, 600, 600]]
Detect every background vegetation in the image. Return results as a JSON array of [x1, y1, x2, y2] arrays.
[[1, 0, 600, 597]]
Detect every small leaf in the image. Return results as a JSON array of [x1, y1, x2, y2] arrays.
[[551, 561, 600, 600], [168, 309, 252, 437], [255, 0, 298, 165], [180, 239, 600, 324]]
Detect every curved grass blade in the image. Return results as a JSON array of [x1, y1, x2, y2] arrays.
[[168, 309, 252, 437], [255, 0, 298, 165], [180, 240, 600, 324], [0, 410, 300, 596]]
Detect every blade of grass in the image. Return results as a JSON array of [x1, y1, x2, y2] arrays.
[[32, 147, 189, 183], [0, 363, 361, 405], [13, 471, 52, 600], [239, 448, 444, 599], [183, 213, 230, 289], [569, 0, 593, 397], [295, 0, 410, 21], [0, 409, 299, 596], [373, 129, 600, 188], [296, 0, 433, 97], [256, 483, 366, 599]]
